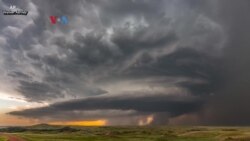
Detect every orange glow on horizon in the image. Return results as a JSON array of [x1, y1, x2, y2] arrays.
[[49, 119, 107, 126], [0, 114, 39, 126]]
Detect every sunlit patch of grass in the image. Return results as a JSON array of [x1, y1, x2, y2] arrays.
[[0, 136, 7, 141], [4, 126, 250, 141], [223, 136, 250, 141], [18, 132, 216, 141]]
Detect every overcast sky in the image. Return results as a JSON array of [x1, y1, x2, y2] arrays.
[[0, 0, 250, 126]]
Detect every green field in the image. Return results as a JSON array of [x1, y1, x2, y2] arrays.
[[0, 136, 7, 141], [2, 125, 250, 141]]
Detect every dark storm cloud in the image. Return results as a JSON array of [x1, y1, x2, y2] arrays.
[[91, 0, 166, 26], [17, 81, 62, 102], [1, 0, 223, 102], [111, 23, 177, 55], [8, 71, 31, 79], [1, 0, 235, 125], [9, 93, 203, 122], [162, 0, 250, 126], [196, 0, 250, 126], [121, 48, 219, 79]]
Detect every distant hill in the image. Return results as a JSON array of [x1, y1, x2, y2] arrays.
[[28, 123, 80, 132], [28, 123, 61, 130], [0, 124, 80, 133]]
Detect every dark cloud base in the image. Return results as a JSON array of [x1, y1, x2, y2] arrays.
[[9, 93, 204, 125]]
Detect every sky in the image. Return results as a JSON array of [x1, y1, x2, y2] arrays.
[[0, 0, 250, 126]]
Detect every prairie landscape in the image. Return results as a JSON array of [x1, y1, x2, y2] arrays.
[[1, 1, 250, 141], [1, 124, 250, 141]]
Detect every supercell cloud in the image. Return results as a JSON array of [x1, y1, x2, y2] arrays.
[[1, 0, 250, 125]]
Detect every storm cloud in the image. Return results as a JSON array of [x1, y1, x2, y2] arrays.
[[1, 0, 249, 125], [9, 93, 203, 124]]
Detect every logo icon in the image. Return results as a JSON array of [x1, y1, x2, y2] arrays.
[[50, 16, 68, 25], [2, 5, 28, 15], [9, 5, 17, 10]]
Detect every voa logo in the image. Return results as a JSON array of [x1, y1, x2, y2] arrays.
[[50, 16, 68, 25]]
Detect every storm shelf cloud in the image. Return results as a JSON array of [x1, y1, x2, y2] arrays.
[[1, 0, 250, 125]]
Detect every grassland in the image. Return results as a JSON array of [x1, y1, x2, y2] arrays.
[[0, 136, 7, 141], [1, 125, 250, 141]]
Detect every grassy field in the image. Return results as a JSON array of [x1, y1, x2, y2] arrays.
[[2, 125, 250, 141], [0, 136, 7, 141]]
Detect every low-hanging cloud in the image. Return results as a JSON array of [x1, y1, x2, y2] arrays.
[[9, 92, 203, 125]]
